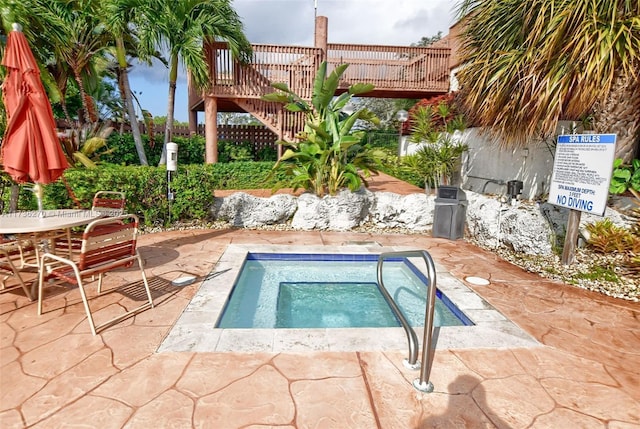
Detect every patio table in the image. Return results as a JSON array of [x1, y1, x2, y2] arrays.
[[0, 209, 103, 299], [0, 209, 102, 234]]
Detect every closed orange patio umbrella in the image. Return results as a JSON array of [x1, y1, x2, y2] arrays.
[[1, 23, 68, 208]]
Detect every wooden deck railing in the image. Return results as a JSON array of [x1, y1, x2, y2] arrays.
[[204, 41, 450, 99], [326, 43, 450, 92], [205, 42, 321, 100]]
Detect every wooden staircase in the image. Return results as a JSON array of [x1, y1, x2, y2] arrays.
[[234, 98, 304, 142]]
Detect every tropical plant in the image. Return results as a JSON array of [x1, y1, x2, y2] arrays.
[[406, 93, 460, 136], [262, 61, 384, 197], [32, 0, 112, 125], [585, 218, 640, 255], [136, 0, 252, 165], [59, 122, 116, 168], [609, 158, 640, 200], [2, 1, 75, 121], [606, 158, 640, 278], [403, 96, 468, 188], [3, 0, 162, 166], [456, 0, 640, 163], [405, 137, 468, 190]]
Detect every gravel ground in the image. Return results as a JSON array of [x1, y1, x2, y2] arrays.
[[142, 219, 639, 303], [489, 243, 638, 302]]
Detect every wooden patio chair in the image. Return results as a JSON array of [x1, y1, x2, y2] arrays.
[[0, 236, 37, 300], [37, 214, 154, 335]]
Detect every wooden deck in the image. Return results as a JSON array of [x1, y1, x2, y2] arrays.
[[187, 16, 453, 161], [191, 42, 450, 107]]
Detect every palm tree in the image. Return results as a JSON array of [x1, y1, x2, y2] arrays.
[[5, 0, 154, 165], [34, 0, 113, 125], [137, 0, 252, 165], [1, 1, 71, 120], [456, 0, 640, 163], [103, 0, 152, 165]]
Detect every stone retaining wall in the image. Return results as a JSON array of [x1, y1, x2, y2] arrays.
[[211, 189, 630, 255]]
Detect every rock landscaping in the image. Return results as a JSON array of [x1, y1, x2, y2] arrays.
[[202, 188, 638, 302]]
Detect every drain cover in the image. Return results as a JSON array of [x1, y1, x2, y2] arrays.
[[465, 276, 490, 286], [172, 276, 196, 287]]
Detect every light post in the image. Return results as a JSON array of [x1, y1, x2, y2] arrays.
[[396, 109, 409, 157], [166, 142, 178, 223]]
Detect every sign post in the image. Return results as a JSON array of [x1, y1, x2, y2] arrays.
[[548, 134, 617, 264]]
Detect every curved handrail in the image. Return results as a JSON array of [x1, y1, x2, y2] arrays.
[[377, 250, 437, 393]]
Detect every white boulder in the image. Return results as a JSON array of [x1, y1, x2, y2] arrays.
[[291, 189, 371, 230], [211, 192, 297, 227]]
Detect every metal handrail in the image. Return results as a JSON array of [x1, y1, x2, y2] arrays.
[[377, 250, 437, 393]]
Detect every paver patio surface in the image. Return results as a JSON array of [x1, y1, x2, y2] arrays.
[[1, 175, 639, 428]]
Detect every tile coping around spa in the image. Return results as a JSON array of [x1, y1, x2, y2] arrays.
[[157, 244, 540, 353]]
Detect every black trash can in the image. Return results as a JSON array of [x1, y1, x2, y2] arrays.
[[433, 186, 467, 240], [507, 180, 523, 200]]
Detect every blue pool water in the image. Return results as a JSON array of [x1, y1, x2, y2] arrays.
[[216, 253, 473, 329]]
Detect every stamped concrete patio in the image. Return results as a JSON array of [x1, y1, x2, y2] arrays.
[[1, 176, 639, 428]]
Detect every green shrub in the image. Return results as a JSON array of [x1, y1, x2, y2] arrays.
[[256, 146, 278, 161], [217, 140, 253, 162], [101, 133, 162, 165], [585, 219, 640, 254], [610, 158, 640, 198], [364, 130, 399, 151], [2, 162, 284, 226], [102, 133, 274, 165]]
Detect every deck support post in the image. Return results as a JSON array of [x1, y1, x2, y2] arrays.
[[188, 110, 198, 135], [205, 96, 218, 164]]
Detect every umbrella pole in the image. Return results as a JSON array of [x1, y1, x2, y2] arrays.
[[33, 183, 44, 212]]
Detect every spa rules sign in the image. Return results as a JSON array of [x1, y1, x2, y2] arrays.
[[548, 134, 617, 216]]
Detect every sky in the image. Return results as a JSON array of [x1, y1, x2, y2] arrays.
[[127, 0, 458, 123]]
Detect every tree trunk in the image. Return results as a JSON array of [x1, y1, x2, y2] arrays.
[[50, 65, 72, 124], [593, 71, 640, 163], [123, 78, 149, 166], [116, 38, 148, 165], [72, 69, 96, 125], [158, 55, 179, 166]]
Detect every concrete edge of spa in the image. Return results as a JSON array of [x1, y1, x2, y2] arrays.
[[157, 244, 541, 353]]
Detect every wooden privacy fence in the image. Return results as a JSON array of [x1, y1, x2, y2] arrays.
[[56, 121, 280, 154], [161, 124, 280, 154]]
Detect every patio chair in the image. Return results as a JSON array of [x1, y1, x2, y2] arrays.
[[37, 214, 154, 335], [92, 191, 126, 217], [53, 191, 126, 256], [0, 237, 37, 300]]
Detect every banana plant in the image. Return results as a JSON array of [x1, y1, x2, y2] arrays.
[[263, 61, 383, 196], [59, 122, 116, 168]]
